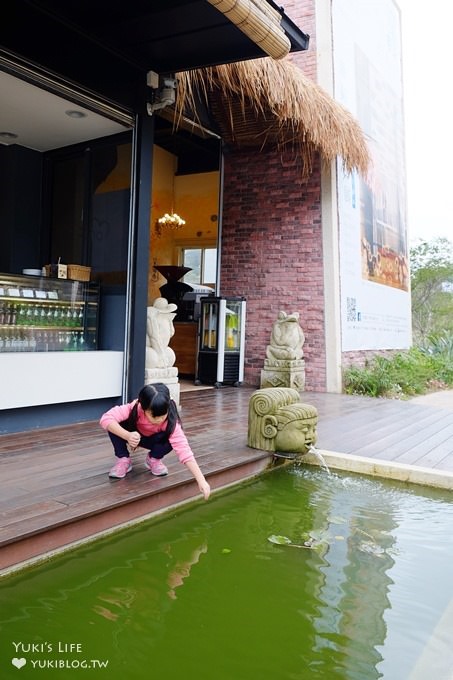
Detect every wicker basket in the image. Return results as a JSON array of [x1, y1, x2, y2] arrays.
[[44, 264, 91, 281], [67, 264, 91, 282]]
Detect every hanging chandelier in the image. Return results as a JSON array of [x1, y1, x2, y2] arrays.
[[155, 212, 186, 237]]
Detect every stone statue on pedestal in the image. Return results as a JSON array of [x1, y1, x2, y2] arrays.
[[144, 297, 180, 406], [260, 311, 306, 390]]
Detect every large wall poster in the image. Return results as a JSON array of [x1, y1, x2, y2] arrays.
[[332, 0, 412, 351]]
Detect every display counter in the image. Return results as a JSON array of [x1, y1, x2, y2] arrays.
[[0, 272, 99, 352], [0, 273, 124, 410]]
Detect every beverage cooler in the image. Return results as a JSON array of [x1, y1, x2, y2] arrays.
[[196, 297, 246, 387]]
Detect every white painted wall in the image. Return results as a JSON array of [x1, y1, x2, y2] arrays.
[[316, 0, 343, 393], [0, 351, 123, 409]]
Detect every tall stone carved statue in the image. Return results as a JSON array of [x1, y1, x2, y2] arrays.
[[144, 297, 180, 405], [261, 310, 306, 390], [146, 297, 177, 369]]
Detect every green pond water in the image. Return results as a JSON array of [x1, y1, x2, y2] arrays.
[[1, 465, 453, 680]]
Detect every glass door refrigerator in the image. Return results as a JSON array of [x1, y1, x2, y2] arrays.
[[196, 297, 246, 387]]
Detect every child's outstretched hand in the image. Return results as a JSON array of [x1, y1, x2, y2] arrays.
[[199, 480, 211, 501]]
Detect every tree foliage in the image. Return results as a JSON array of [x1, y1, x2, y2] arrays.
[[410, 238, 453, 344]]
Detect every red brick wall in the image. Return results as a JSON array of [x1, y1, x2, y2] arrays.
[[218, 0, 329, 391], [281, 0, 318, 79], [342, 349, 400, 370], [219, 149, 327, 391]]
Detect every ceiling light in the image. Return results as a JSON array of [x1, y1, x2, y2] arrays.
[[0, 131, 18, 139], [65, 110, 87, 119]]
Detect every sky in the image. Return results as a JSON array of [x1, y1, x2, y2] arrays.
[[396, 0, 453, 244]]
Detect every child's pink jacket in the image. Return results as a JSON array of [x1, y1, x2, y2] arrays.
[[100, 401, 195, 464]]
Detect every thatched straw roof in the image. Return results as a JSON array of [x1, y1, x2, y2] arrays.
[[176, 58, 370, 177]]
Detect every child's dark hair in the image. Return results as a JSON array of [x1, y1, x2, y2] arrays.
[[122, 383, 180, 436]]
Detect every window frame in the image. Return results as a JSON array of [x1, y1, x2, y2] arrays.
[[174, 238, 218, 288]]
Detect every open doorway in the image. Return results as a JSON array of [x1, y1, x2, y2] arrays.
[[149, 113, 222, 379]]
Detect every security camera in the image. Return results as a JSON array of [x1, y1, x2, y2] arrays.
[[161, 77, 177, 90], [146, 73, 177, 115]]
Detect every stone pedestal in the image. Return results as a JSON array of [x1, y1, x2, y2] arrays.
[[260, 359, 305, 391], [144, 367, 180, 407]]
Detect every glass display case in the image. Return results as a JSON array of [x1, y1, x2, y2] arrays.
[[0, 273, 99, 352], [196, 296, 246, 386]]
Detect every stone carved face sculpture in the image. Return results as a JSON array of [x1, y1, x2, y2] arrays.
[[248, 387, 318, 455], [274, 405, 318, 453]]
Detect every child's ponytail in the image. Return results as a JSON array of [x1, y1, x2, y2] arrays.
[[165, 398, 180, 437]]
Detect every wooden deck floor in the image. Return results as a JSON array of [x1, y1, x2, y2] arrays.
[[1, 387, 453, 572]]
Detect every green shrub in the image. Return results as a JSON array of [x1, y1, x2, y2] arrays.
[[420, 331, 453, 360], [343, 364, 392, 397], [343, 345, 453, 398]]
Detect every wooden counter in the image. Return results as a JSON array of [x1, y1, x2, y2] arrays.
[[170, 322, 198, 377]]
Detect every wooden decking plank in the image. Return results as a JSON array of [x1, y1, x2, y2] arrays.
[[395, 434, 453, 468], [0, 499, 68, 525], [0, 452, 108, 487], [433, 454, 453, 471], [390, 421, 453, 463], [320, 403, 445, 441], [0, 451, 267, 547], [0, 443, 245, 513], [0, 423, 102, 454], [0, 445, 260, 532], [2, 387, 453, 568], [0, 476, 109, 513], [315, 406, 426, 446], [331, 410, 450, 456]]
